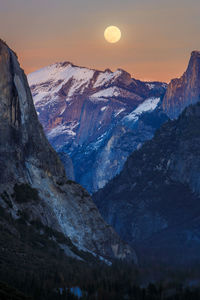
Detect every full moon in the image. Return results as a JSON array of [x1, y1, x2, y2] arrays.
[[104, 26, 121, 43]]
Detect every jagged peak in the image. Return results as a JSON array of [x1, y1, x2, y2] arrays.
[[104, 68, 112, 73], [187, 50, 200, 66], [29, 60, 134, 84], [165, 50, 200, 85], [190, 50, 200, 57], [163, 50, 200, 119], [184, 50, 200, 77], [116, 67, 127, 72], [116, 68, 130, 76]]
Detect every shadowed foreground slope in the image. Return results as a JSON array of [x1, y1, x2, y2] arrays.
[[94, 101, 200, 264]]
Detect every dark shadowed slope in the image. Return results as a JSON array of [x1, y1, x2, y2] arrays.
[[94, 101, 200, 264]]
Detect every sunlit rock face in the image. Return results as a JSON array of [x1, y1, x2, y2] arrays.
[[0, 40, 136, 262], [93, 101, 200, 264], [28, 62, 167, 193], [163, 51, 200, 119]]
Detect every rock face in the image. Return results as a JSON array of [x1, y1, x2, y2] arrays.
[[0, 40, 136, 262], [163, 51, 200, 119], [93, 102, 200, 264], [28, 62, 167, 193], [58, 151, 75, 180], [69, 100, 168, 192]]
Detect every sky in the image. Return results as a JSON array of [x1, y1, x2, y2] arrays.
[[1, 0, 200, 82]]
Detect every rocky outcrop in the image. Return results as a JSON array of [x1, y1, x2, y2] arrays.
[[28, 62, 167, 193], [93, 101, 200, 264], [163, 51, 200, 119], [0, 39, 136, 262]]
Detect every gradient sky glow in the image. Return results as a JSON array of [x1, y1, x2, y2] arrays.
[[1, 0, 200, 82]]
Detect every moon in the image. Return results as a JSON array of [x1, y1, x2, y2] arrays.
[[104, 26, 121, 43]]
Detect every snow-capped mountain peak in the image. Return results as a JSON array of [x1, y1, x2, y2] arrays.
[[28, 61, 167, 193]]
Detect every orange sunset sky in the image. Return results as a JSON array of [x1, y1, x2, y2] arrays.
[[1, 0, 200, 82]]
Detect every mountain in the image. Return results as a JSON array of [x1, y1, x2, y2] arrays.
[[163, 51, 200, 119], [28, 62, 167, 193], [93, 99, 200, 264], [0, 39, 136, 264]]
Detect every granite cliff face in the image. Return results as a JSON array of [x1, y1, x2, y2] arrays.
[[93, 102, 200, 264], [0, 40, 136, 262], [69, 101, 168, 192], [28, 63, 167, 193], [163, 51, 200, 119]]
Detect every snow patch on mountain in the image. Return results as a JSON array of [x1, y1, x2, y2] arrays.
[[85, 131, 109, 153], [47, 121, 79, 139], [101, 106, 107, 112], [146, 83, 156, 90], [91, 87, 121, 98], [91, 86, 140, 100], [93, 69, 122, 88], [123, 97, 160, 123], [115, 108, 125, 117], [60, 106, 66, 115]]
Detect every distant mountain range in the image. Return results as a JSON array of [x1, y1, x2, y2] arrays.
[[28, 63, 168, 193], [93, 51, 200, 264]]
